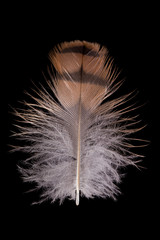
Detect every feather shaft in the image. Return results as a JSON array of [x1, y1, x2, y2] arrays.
[[76, 94, 82, 205]]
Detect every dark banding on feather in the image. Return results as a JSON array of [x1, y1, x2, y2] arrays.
[[61, 45, 100, 57], [56, 70, 106, 86]]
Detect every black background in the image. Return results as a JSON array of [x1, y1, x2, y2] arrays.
[[3, 2, 157, 238]]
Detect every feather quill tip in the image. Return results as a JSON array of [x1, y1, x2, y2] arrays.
[[75, 190, 79, 206]]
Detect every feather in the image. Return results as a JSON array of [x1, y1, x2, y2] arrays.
[[12, 40, 143, 205]]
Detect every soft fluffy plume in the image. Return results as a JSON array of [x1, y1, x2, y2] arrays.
[[12, 40, 143, 205]]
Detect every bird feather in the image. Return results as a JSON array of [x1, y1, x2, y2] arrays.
[[12, 40, 142, 205]]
